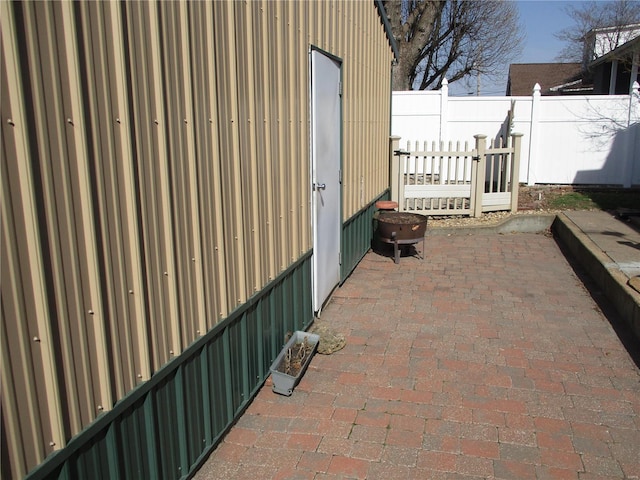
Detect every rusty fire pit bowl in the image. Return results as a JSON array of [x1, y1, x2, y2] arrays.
[[376, 211, 428, 241], [375, 211, 427, 264]]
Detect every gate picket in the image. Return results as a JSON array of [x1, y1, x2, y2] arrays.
[[391, 133, 523, 217]]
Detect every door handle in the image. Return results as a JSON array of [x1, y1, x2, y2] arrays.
[[313, 183, 326, 191]]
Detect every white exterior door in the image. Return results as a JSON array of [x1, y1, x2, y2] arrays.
[[311, 49, 341, 315]]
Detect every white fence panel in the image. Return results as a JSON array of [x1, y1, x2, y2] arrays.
[[392, 82, 640, 187], [531, 95, 637, 185], [392, 91, 443, 142]]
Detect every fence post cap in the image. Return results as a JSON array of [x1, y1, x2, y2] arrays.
[[474, 134, 487, 139], [511, 132, 524, 137], [390, 135, 402, 140]]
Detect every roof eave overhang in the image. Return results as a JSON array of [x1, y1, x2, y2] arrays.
[[588, 36, 640, 68], [374, 0, 399, 62]]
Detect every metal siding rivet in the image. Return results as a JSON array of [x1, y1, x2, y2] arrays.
[[33, 336, 40, 343], [49, 442, 56, 447], [164, 272, 168, 276], [183, 119, 187, 124], [7, 119, 15, 126], [128, 289, 134, 294], [66, 118, 73, 125], [154, 119, 159, 125], [97, 405, 104, 411], [208, 118, 212, 123], [137, 373, 143, 378], [116, 118, 121, 124], [88, 310, 94, 315], [192, 257, 195, 262], [169, 350, 174, 355]]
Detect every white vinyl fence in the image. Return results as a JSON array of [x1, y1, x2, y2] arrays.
[[392, 80, 640, 187]]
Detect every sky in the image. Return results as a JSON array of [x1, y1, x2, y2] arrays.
[[450, 0, 587, 96]]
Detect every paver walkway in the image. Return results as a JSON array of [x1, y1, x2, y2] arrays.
[[194, 233, 640, 480]]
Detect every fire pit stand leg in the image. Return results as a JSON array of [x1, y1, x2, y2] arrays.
[[391, 232, 400, 264], [393, 239, 400, 264]]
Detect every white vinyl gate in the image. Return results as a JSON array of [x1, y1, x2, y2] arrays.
[[390, 133, 523, 217]]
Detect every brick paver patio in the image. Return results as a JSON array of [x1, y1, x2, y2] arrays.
[[194, 233, 640, 479]]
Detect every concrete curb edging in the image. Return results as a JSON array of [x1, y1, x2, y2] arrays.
[[552, 213, 640, 341], [426, 214, 556, 236]]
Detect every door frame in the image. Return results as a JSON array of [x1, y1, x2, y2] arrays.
[[309, 46, 343, 315]]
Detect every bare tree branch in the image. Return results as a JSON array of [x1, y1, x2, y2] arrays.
[[555, 0, 640, 62], [383, 0, 523, 91]]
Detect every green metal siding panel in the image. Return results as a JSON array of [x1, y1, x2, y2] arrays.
[[68, 433, 112, 480], [142, 395, 160, 479], [244, 307, 263, 391], [115, 399, 155, 480], [154, 374, 183, 480], [341, 191, 389, 281], [204, 334, 231, 442], [227, 322, 245, 413], [23, 252, 313, 480], [182, 353, 207, 471]]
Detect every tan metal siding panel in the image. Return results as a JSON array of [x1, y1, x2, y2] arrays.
[[0, 23, 64, 472], [187, 1, 229, 326], [17, 0, 113, 432], [177, 2, 208, 341], [235, 1, 262, 295], [212, 0, 248, 308], [74, 1, 152, 398], [123, 1, 182, 366], [285, 0, 302, 260], [158, 2, 202, 347], [56, 0, 114, 416], [12, 2, 85, 441], [254, 0, 278, 282], [271, 1, 289, 271], [296, 1, 311, 254], [0, 209, 50, 476]]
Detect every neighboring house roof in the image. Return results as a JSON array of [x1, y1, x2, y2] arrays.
[[506, 63, 585, 96]]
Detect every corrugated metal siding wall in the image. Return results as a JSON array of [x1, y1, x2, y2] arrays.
[[1, 1, 393, 478]]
